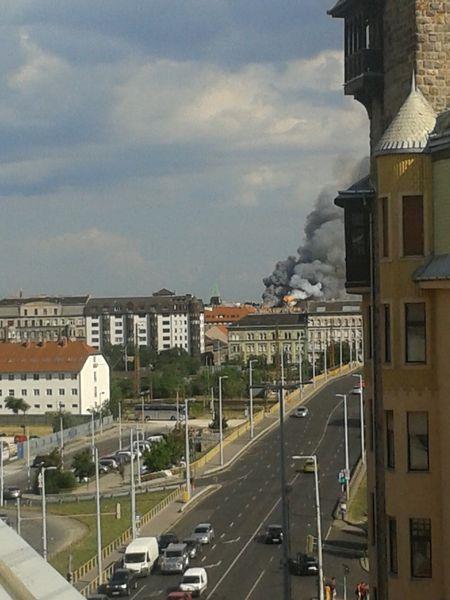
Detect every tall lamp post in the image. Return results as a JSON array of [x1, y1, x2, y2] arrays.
[[218, 376, 228, 466], [58, 402, 64, 460], [90, 410, 95, 461], [336, 394, 350, 501], [184, 398, 191, 500], [352, 374, 366, 464], [298, 338, 303, 396], [94, 448, 103, 583], [130, 429, 137, 539], [292, 455, 324, 600], [248, 360, 257, 439], [38, 464, 57, 560], [118, 400, 123, 452]]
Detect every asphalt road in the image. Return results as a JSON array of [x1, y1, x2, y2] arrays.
[[121, 373, 363, 600]]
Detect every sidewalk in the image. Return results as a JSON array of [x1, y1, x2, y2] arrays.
[[72, 364, 357, 595]]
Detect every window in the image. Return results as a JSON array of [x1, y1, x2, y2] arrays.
[[405, 303, 426, 363], [21, 390, 27, 396], [72, 403, 78, 408], [8, 374, 14, 381], [386, 410, 395, 469], [8, 389, 14, 397], [34, 404, 40, 409], [21, 374, 27, 381], [407, 412, 429, 471], [24, 309, 28, 316], [34, 389, 40, 396], [403, 196, 424, 256], [46, 389, 52, 396], [46, 404, 52, 409], [59, 389, 65, 395], [46, 373, 52, 380], [384, 304, 391, 363], [71, 374, 77, 380], [34, 309, 38, 316], [58, 373, 65, 381], [53, 308, 57, 315], [71, 389, 78, 395], [33, 374, 39, 380], [388, 517, 398, 574], [410, 518, 432, 577]]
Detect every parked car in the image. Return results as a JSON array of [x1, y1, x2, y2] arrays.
[[191, 523, 214, 545], [158, 532, 179, 552], [183, 537, 202, 559], [99, 458, 119, 470], [3, 486, 21, 500], [159, 543, 189, 574], [105, 568, 138, 596], [179, 567, 208, 596], [289, 553, 319, 576], [264, 525, 284, 544], [115, 451, 132, 463], [146, 434, 165, 445], [351, 385, 362, 395], [167, 592, 192, 600], [302, 458, 318, 473], [98, 464, 109, 475], [291, 406, 309, 418], [103, 454, 127, 466]]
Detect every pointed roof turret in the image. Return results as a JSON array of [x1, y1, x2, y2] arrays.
[[375, 76, 436, 156]]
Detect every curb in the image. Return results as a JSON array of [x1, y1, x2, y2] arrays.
[[178, 484, 221, 513]]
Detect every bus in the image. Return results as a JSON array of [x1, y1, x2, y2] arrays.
[[134, 403, 186, 421]]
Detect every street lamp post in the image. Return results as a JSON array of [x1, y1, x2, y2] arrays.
[[130, 429, 137, 540], [218, 376, 228, 466], [249, 360, 257, 439], [312, 342, 316, 387], [352, 374, 366, 464], [349, 329, 353, 367], [292, 455, 324, 600], [323, 338, 328, 381], [16, 497, 21, 536], [184, 398, 191, 500], [278, 386, 291, 600], [91, 410, 95, 461], [94, 447, 103, 583], [337, 394, 350, 501], [339, 332, 343, 372], [298, 339, 303, 397], [39, 465, 57, 560], [118, 401, 122, 452], [59, 402, 64, 461]]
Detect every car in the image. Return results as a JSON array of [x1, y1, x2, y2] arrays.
[[105, 568, 138, 596], [146, 434, 165, 445], [99, 458, 119, 470], [104, 453, 127, 466], [291, 406, 309, 418], [302, 458, 318, 473], [115, 451, 133, 463], [183, 537, 202, 559], [98, 464, 109, 475], [159, 543, 189, 574], [167, 592, 192, 600], [3, 487, 21, 500], [179, 567, 208, 596], [351, 385, 362, 395], [158, 532, 179, 552], [191, 523, 214, 545], [289, 553, 319, 576], [264, 524, 284, 544]]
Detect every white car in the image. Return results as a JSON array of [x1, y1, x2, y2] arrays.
[[291, 406, 309, 418], [191, 523, 214, 545], [179, 567, 208, 596], [351, 385, 362, 395]]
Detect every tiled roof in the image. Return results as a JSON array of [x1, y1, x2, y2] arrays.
[[375, 84, 436, 155], [413, 254, 450, 282], [205, 305, 257, 323], [0, 341, 98, 373], [429, 109, 450, 153]]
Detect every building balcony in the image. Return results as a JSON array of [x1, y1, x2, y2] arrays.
[[344, 48, 383, 98]]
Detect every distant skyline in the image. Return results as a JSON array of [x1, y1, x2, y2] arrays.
[[0, 1, 368, 302]]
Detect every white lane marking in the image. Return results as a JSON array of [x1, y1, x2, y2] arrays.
[[238, 513, 242, 518], [269, 556, 274, 563], [212, 544, 217, 550], [229, 521, 234, 528], [130, 586, 146, 599], [220, 533, 225, 539], [201, 555, 206, 562], [223, 536, 241, 544], [325, 525, 333, 540], [225, 497, 229, 502], [245, 504, 250, 509], [244, 569, 266, 600], [203, 560, 222, 568], [258, 488, 263, 493], [264, 480, 269, 485]]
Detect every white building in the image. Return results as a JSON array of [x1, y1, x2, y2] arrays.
[[0, 340, 110, 415]]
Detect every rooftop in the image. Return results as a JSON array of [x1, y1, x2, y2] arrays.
[[230, 313, 307, 329], [0, 340, 98, 373], [334, 175, 375, 208], [204, 305, 257, 323], [0, 295, 89, 307], [375, 81, 436, 156], [413, 254, 450, 282]]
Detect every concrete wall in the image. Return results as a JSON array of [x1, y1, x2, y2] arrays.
[[433, 157, 450, 254]]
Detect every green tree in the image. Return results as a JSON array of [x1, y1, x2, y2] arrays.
[[45, 470, 77, 494], [72, 449, 95, 480], [209, 413, 228, 431], [143, 440, 172, 472], [5, 396, 30, 415]]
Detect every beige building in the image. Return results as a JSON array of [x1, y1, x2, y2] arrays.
[[330, 0, 450, 598]]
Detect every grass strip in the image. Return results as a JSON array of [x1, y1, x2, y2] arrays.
[[48, 491, 168, 575], [347, 473, 367, 524]]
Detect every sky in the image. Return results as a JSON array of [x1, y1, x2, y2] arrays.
[[0, 1, 368, 302]]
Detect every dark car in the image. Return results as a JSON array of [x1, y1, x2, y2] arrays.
[[264, 524, 284, 544], [158, 532, 179, 552], [3, 486, 22, 500], [183, 537, 202, 559], [289, 553, 319, 576], [106, 568, 137, 596]]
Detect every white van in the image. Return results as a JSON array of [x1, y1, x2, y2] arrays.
[[179, 567, 208, 596], [124, 537, 159, 576]]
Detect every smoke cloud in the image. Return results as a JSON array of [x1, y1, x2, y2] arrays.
[[262, 158, 369, 307]]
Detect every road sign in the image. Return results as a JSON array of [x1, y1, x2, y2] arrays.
[[338, 469, 346, 484]]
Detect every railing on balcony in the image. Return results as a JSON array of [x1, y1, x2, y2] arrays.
[[345, 48, 382, 83]]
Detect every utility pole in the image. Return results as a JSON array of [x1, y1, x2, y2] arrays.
[[130, 429, 137, 539], [323, 337, 328, 381], [26, 426, 31, 491], [16, 497, 21, 536], [134, 323, 141, 397], [185, 398, 191, 500], [91, 410, 95, 462], [312, 341, 316, 387], [278, 385, 291, 600], [118, 401, 122, 451], [339, 332, 343, 372], [337, 394, 351, 502], [95, 448, 103, 584], [298, 339, 303, 397], [249, 360, 257, 439], [218, 376, 228, 466], [59, 403, 64, 461]]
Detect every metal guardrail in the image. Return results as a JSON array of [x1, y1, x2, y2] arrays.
[[73, 486, 181, 595]]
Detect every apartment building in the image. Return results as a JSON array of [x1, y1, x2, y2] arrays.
[[0, 296, 88, 343], [85, 289, 205, 357], [0, 340, 109, 415], [330, 1, 450, 597]]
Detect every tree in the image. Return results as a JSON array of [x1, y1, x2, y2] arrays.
[[5, 396, 30, 415], [72, 449, 95, 481], [143, 440, 172, 472], [209, 413, 228, 431]]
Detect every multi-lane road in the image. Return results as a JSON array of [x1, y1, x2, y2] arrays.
[[121, 373, 364, 600]]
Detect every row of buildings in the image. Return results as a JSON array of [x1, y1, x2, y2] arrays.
[[329, 0, 450, 598], [0, 289, 205, 357]]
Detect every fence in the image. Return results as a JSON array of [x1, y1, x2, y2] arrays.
[[18, 416, 114, 459], [76, 487, 182, 596]]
